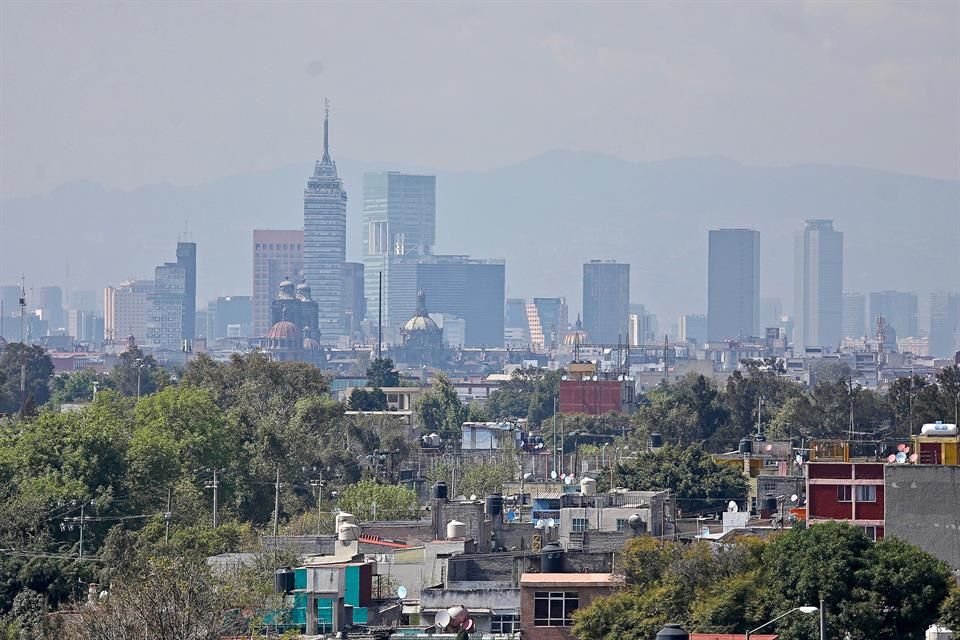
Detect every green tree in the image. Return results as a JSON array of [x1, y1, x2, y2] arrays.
[[614, 444, 747, 513], [48, 369, 111, 407], [459, 461, 514, 498], [415, 373, 466, 446], [366, 357, 399, 388], [0, 343, 54, 415], [939, 583, 960, 632], [108, 347, 164, 398], [337, 480, 418, 522], [348, 387, 387, 411], [485, 367, 563, 426]]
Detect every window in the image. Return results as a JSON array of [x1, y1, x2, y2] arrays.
[[534, 591, 579, 627], [491, 614, 518, 633], [855, 485, 876, 502], [616, 518, 628, 532], [572, 518, 588, 533], [861, 526, 878, 541], [837, 485, 852, 502]]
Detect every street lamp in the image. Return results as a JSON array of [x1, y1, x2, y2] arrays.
[[745, 605, 818, 640]]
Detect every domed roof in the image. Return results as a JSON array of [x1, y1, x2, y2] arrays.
[[403, 289, 440, 333], [267, 320, 300, 340], [563, 314, 589, 346], [303, 336, 321, 351]]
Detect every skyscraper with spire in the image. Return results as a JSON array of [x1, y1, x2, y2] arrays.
[[303, 100, 348, 341]]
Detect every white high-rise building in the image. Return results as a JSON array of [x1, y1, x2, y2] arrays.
[[794, 219, 843, 352], [104, 280, 154, 344], [303, 103, 347, 341]]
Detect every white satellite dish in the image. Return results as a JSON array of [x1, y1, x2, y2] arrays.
[[469, 494, 478, 501], [727, 501, 739, 512], [790, 494, 799, 503], [547, 518, 556, 529], [895, 452, 907, 464], [795, 454, 804, 466], [564, 476, 573, 485], [535, 519, 545, 529], [550, 470, 558, 480], [396, 585, 407, 599], [435, 610, 451, 629], [523, 472, 533, 480]]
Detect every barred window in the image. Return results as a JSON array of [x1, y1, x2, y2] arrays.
[[534, 591, 579, 627]]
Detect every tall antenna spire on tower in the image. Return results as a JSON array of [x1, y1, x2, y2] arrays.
[[321, 98, 331, 163]]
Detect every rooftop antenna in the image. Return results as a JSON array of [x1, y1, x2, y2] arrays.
[[321, 98, 331, 163], [19, 276, 26, 344]]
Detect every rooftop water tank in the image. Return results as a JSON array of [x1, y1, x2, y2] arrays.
[[656, 624, 690, 639], [338, 522, 360, 542], [433, 482, 448, 501], [541, 542, 564, 573], [446, 520, 466, 540], [926, 624, 955, 640], [921, 422, 958, 436], [274, 568, 295, 594], [649, 432, 664, 449], [580, 477, 597, 496], [738, 437, 752, 455], [335, 512, 356, 529], [485, 493, 504, 517]]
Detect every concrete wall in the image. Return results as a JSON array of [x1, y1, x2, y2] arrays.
[[885, 465, 960, 569]]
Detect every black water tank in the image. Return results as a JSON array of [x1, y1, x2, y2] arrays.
[[541, 543, 564, 573], [738, 437, 752, 455], [274, 568, 295, 594], [656, 623, 689, 639], [754, 433, 767, 443], [486, 493, 504, 517], [433, 482, 448, 501], [649, 432, 664, 449]]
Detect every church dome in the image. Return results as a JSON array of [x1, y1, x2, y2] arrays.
[[303, 336, 322, 351], [403, 289, 440, 333], [267, 320, 300, 340], [563, 315, 589, 346]]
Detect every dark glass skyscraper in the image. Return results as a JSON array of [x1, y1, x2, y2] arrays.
[[303, 103, 347, 340], [176, 241, 196, 340], [869, 290, 918, 339], [582, 260, 629, 345], [929, 292, 959, 358], [707, 229, 760, 341]]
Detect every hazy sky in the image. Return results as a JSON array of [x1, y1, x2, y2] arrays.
[[1, 0, 958, 199]]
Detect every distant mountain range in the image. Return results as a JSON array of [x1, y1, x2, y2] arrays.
[[1, 151, 958, 324]]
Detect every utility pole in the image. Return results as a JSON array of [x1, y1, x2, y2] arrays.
[[311, 471, 323, 536], [204, 469, 220, 527], [164, 488, 172, 545], [820, 597, 826, 640], [273, 466, 281, 563]]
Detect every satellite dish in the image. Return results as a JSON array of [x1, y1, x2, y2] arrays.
[[895, 452, 907, 464], [535, 519, 545, 529], [764, 444, 773, 452], [564, 476, 573, 485], [897, 443, 906, 452], [903, 446, 910, 454], [727, 501, 739, 512], [469, 494, 477, 501], [523, 472, 533, 480], [435, 610, 451, 629], [550, 470, 558, 480], [909, 453, 919, 463], [795, 454, 804, 466], [887, 454, 897, 463], [396, 585, 407, 599], [547, 518, 556, 529], [790, 494, 799, 503]]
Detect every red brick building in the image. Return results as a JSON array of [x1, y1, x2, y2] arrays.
[[806, 442, 886, 540], [557, 361, 635, 416], [519, 573, 615, 640]]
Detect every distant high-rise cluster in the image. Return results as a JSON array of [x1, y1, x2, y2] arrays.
[[794, 219, 843, 352], [930, 292, 960, 358], [252, 230, 304, 338]]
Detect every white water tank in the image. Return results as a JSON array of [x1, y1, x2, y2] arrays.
[[926, 624, 954, 640], [446, 520, 467, 539], [580, 477, 597, 496], [335, 512, 356, 529], [921, 422, 958, 436], [338, 522, 360, 542]]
